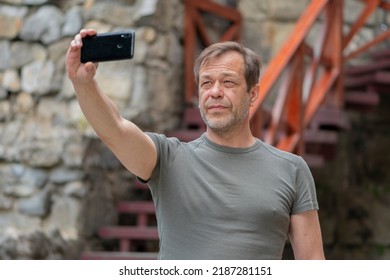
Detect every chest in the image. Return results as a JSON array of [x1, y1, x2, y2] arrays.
[[161, 149, 296, 226]]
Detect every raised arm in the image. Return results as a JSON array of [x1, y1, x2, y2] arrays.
[[66, 29, 157, 181], [289, 209, 325, 260]]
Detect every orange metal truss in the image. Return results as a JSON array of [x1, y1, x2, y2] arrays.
[[183, 0, 390, 155], [248, 0, 390, 154]]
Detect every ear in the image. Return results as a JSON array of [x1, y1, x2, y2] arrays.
[[249, 84, 259, 106]]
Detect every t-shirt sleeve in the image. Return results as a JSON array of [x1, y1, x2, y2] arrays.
[[291, 156, 319, 214], [144, 132, 181, 186]]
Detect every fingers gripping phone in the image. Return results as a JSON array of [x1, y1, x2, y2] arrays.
[[80, 30, 135, 63]]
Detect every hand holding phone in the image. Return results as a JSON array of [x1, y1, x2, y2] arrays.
[[80, 30, 135, 63]]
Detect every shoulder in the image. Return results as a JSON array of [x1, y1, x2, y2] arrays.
[[146, 132, 180, 147], [145, 132, 203, 153], [260, 141, 303, 167]]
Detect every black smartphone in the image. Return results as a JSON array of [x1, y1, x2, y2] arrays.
[[80, 30, 135, 63]]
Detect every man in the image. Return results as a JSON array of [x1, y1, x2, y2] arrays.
[[67, 29, 325, 260]]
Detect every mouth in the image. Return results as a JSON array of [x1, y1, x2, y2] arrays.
[[207, 104, 228, 111]]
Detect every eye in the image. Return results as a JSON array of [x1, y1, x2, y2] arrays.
[[223, 80, 235, 87], [200, 80, 212, 88]]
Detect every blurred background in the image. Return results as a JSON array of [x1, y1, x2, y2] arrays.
[[0, 0, 389, 260]]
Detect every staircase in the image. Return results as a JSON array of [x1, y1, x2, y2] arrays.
[[344, 49, 390, 110], [246, 0, 390, 166], [303, 47, 390, 167], [81, 181, 159, 260]]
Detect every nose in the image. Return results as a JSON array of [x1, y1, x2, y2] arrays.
[[209, 82, 224, 98]]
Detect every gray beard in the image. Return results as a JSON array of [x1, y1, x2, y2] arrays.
[[200, 99, 250, 134]]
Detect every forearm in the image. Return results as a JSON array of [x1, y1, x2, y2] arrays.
[[289, 210, 325, 260]]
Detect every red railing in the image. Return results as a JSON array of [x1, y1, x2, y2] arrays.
[[249, 0, 390, 154]]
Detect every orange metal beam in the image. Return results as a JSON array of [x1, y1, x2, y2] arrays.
[[264, 65, 291, 144], [325, 0, 344, 108], [185, 0, 388, 155], [193, 0, 241, 22], [265, 46, 304, 149], [360, 0, 390, 10], [304, 68, 339, 127], [193, 12, 212, 46], [379, 1, 390, 10], [250, 0, 385, 153], [343, 0, 381, 48], [302, 9, 332, 105], [285, 45, 305, 142], [344, 28, 390, 61], [220, 23, 241, 42], [276, 133, 300, 153], [249, 0, 329, 120], [265, 45, 305, 146]]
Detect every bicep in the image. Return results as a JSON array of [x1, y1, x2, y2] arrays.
[[289, 209, 325, 260], [104, 118, 157, 181]]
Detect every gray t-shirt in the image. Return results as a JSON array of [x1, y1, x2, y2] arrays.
[[146, 133, 319, 260]]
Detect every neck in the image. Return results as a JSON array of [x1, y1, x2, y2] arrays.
[[205, 125, 256, 148]]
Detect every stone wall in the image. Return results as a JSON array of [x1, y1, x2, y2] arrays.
[[0, 0, 389, 259], [0, 0, 184, 259]]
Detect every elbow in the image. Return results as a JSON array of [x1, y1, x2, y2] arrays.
[[95, 118, 127, 148]]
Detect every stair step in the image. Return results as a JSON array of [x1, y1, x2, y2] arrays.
[[99, 226, 159, 240], [371, 49, 390, 61], [116, 201, 155, 214], [302, 154, 324, 168], [345, 71, 390, 88], [304, 129, 337, 162], [344, 59, 390, 76], [183, 107, 206, 129], [310, 106, 350, 130], [375, 71, 390, 84], [81, 251, 158, 260], [304, 130, 338, 144], [134, 178, 149, 190], [345, 91, 380, 109], [166, 106, 205, 142]]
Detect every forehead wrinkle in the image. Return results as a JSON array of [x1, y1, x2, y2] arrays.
[[200, 71, 239, 80]]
